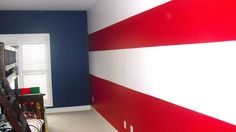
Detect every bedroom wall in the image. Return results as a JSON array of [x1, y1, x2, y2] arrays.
[[88, 0, 236, 131], [0, 11, 90, 108]]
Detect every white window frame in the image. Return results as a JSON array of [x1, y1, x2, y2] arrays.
[[0, 34, 53, 107]]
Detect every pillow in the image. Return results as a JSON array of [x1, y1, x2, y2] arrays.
[[27, 119, 44, 132]]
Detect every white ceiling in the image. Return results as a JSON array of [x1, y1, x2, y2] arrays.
[[0, 0, 99, 11]]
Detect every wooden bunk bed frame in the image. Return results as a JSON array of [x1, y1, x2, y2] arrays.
[[0, 42, 45, 132]]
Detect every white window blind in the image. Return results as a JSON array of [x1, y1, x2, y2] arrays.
[[22, 44, 47, 71], [23, 73, 48, 99], [21, 43, 51, 103]]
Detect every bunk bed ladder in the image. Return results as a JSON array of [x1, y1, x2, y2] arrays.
[[0, 85, 22, 131]]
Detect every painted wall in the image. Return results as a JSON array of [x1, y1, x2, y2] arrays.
[[0, 11, 90, 108], [89, 0, 236, 131]]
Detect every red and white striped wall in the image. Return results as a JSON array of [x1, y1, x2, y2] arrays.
[[88, 0, 236, 131]]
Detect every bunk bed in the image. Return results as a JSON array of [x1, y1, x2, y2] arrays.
[[0, 42, 45, 132]]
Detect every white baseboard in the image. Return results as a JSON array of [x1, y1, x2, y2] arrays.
[[91, 106, 118, 132], [46, 105, 91, 114]]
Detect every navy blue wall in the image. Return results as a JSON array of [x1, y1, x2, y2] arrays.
[[0, 11, 90, 108]]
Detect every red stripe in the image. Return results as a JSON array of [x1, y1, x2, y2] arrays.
[[89, 0, 236, 51], [91, 75, 236, 132]]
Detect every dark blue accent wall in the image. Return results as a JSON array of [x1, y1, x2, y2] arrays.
[[0, 11, 90, 108]]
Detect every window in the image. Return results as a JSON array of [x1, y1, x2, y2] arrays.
[[20, 43, 52, 106], [0, 34, 53, 107]]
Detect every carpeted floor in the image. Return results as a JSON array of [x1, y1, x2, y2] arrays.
[[47, 110, 116, 132]]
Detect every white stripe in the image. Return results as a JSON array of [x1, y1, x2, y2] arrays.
[[89, 41, 236, 125], [88, 0, 171, 34]]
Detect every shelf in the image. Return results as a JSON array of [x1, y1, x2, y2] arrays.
[[5, 63, 16, 71], [7, 72, 17, 83], [4, 45, 17, 52]]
